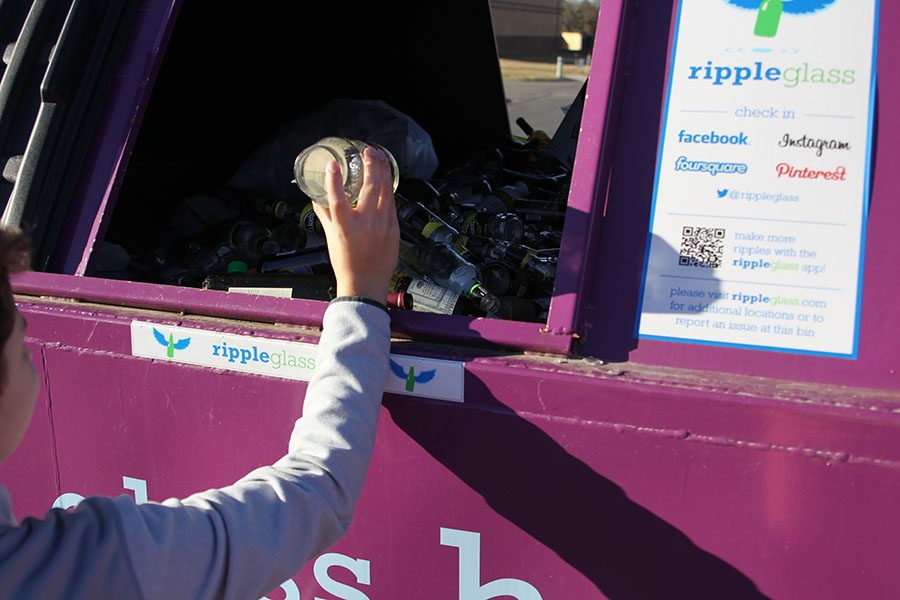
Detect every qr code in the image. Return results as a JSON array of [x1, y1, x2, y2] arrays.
[[679, 226, 725, 268]]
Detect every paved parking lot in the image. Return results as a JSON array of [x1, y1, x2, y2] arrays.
[[503, 77, 586, 137]]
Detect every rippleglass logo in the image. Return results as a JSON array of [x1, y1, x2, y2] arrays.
[[724, 1, 837, 38], [152, 328, 191, 358]]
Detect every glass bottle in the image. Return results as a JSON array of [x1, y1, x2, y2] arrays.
[[474, 194, 509, 214], [406, 242, 500, 315], [391, 273, 463, 315], [255, 195, 324, 238], [271, 223, 307, 254], [386, 290, 414, 311], [514, 117, 552, 150], [158, 242, 237, 286], [397, 178, 449, 212], [513, 197, 567, 224], [447, 210, 524, 243], [299, 202, 325, 236], [461, 237, 557, 284], [293, 137, 399, 207], [257, 247, 330, 275], [396, 196, 460, 246], [229, 221, 280, 260], [255, 196, 302, 223], [497, 182, 530, 209], [480, 262, 531, 297]]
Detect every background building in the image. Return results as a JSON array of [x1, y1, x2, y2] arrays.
[[489, 0, 564, 60]]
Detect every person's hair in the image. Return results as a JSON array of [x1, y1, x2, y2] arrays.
[[0, 228, 31, 389]]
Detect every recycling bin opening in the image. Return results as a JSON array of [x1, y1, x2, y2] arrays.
[[93, 3, 587, 325]]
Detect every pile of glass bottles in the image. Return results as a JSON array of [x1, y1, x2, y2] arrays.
[[136, 120, 568, 323]]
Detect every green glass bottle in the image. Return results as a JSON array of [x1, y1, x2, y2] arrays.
[[754, 0, 783, 38]]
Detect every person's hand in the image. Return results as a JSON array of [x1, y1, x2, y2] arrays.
[[312, 147, 399, 304]]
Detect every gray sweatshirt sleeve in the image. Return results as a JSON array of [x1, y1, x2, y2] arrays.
[[0, 300, 389, 598], [112, 299, 391, 600]]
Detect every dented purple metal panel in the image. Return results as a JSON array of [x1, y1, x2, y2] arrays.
[[1, 0, 899, 598]]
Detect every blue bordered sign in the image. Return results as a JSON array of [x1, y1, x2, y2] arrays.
[[636, 0, 879, 357]]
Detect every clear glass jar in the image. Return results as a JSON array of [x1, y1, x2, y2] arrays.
[[293, 137, 399, 206]]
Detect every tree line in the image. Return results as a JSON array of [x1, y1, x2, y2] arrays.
[[562, 0, 598, 35]]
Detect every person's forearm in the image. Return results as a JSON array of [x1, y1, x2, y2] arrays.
[[116, 299, 391, 600], [277, 297, 391, 526]]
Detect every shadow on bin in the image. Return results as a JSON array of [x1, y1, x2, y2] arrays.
[[386, 385, 768, 599]]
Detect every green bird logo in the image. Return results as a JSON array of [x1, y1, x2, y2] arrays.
[[152, 328, 191, 358], [390, 359, 436, 392]]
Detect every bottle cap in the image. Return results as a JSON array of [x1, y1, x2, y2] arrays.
[[227, 260, 249, 273]]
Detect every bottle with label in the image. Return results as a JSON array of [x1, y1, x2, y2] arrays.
[[255, 196, 301, 223], [404, 241, 500, 315], [229, 221, 280, 261], [447, 210, 524, 244], [459, 237, 557, 284], [298, 202, 325, 236], [255, 195, 325, 238], [391, 274, 464, 315], [396, 196, 460, 246], [433, 177, 495, 209]]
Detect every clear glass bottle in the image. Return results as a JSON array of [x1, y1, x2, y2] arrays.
[[271, 223, 307, 254], [391, 273, 463, 315], [228, 221, 280, 260], [293, 137, 399, 206], [396, 197, 460, 246], [447, 210, 524, 243], [461, 236, 557, 284], [406, 242, 500, 315]]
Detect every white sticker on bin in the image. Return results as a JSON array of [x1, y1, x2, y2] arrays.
[[130, 321, 464, 402]]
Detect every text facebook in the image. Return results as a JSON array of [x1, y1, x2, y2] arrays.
[[677, 130, 749, 146]]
